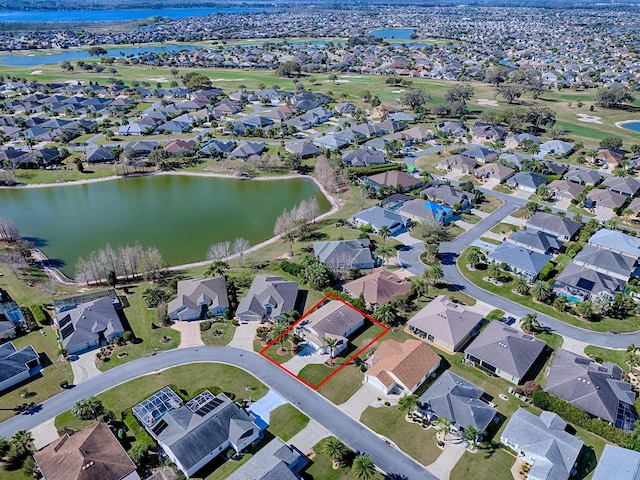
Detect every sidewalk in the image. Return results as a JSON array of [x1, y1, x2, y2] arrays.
[[288, 418, 332, 452]]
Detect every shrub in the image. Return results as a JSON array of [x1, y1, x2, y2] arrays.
[[532, 390, 550, 409], [60, 381, 69, 389], [123, 331, 133, 342], [359, 225, 374, 233], [200, 321, 212, 332], [538, 263, 554, 281], [280, 260, 303, 277]]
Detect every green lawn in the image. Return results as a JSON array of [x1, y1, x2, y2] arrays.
[[489, 222, 518, 235], [584, 345, 630, 372], [450, 446, 515, 480], [479, 236, 501, 245], [360, 406, 441, 466], [476, 195, 504, 213], [493, 185, 513, 195], [200, 321, 236, 347], [301, 363, 365, 404], [302, 439, 386, 480], [268, 404, 309, 441]]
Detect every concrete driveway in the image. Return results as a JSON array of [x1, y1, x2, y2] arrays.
[[339, 383, 380, 419], [281, 344, 326, 375], [228, 321, 259, 351], [30, 418, 59, 450], [171, 320, 204, 348], [425, 437, 468, 478], [70, 350, 101, 385], [248, 390, 286, 424]]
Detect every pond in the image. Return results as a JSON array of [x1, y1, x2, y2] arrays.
[[0, 44, 202, 67], [0, 174, 330, 277], [619, 121, 640, 133], [370, 28, 416, 40]]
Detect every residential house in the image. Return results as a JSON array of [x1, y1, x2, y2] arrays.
[[422, 185, 475, 211], [85, 145, 115, 163], [351, 206, 411, 235], [235, 275, 299, 323], [313, 239, 376, 270], [229, 141, 265, 159], [399, 199, 454, 225], [334, 102, 357, 115], [602, 176, 640, 197], [464, 322, 546, 384], [361, 170, 423, 193], [474, 163, 515, 183], [461, 146, 498, 164], [586, 189, 626, 216], [437, 154, 476, 174], [597, 148, 625, 168], [380, 193, 412, 210], [591, 445, 640, 480], [300, 300, 365, 355], [364, 339, 441, 395], [506, 229, 563, 255], [526, 212, 581, 242], [589, 229, 640, 260], [506, 133, 541, 150], [407, 295, 484, 353], [626, 197, 640, 218], [401, 126, 433, 143], [545, 349, 638, 431], [226, 437, 308, 480], [341, 149, 386, 167], [285, 141, 321, 158], [539, 140, 574, 157], [553, 263, 626, 301], [314, 133, 351, 150], [500, 409, 583, 480], [471, 122, 506, 144], [198, 138, 235, 157], [34, 422, 140, 480], [342, 267, 411, 309], [547, 179, 585, 201], [0, 342, 40, 393], [0, 303, 16, 340], [133, 388, 261, 478], [563, 169, 603, 186], [54, 295, 124, 355], [487, 243, 551, 282], [164, 139, 196, 154], [573, 245, 636, 282], [506, 171, 548, 193], [167, 277, 229, 321], [437, 120, 466, 138], [416, 371, 497, 432]]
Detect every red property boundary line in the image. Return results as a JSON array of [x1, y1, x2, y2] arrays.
[[259, 293, 390, 390]]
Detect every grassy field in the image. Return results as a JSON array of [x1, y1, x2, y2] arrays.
[[268, 404, 309, 441], [584, 345, 630, 372], [200, 321, 235, 347], [450, 447, 515, 480], [302, 439, 386, 480]]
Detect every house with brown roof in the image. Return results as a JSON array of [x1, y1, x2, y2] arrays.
[[364, 339, 441, 395], [164, 139, 196, 154], [407, 295, 484, 353], [548, 179, 585, 200], [300, 300, 365, 355], [437, 154, 476, 174], [34, 422, 140, 480], [597, 148, 624, 168], [474, 163, 515, 183], [342, 267, 411, 309], [360, 170, 423, 192]]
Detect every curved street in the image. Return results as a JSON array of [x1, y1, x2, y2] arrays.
[[0, 346, 435, 480]]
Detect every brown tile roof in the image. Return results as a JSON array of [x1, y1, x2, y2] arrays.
[[34, 422, 138, 480], [367, 339, 440, 391], [366, 170, 422, 189], [342, 267, 411, 306]]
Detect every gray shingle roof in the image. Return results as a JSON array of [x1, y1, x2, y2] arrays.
[[0, 342, 39, 384], [507, 172, 547, 190], [227, 437, 306, 480], [553, 263, 626, 298], [507, 229, 562, 254], [422, 185, 475, 208], [352, 206, 410, 231], [573, 245, 636, 281], [563, 169, 603, 186], [313, 239, 375, 269], [526, 212, 581, 240], [465, 322, 546, 380], [589, 229, 640, 259], [488, 243, 551, 278], [167, 277, 229, 319], [236, 275, 299, 322], [592, 445, 640, 480]]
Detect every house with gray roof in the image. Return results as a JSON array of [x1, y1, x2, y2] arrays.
[[229, 141, 266, 159], [474, 163, 515, 183], [506, 133, 541, 149], [399, 199, 454, 225], [506, 171, 548, 193], [547, 179, 585, 201], [563, 169, 603, 186], [464, 322, 546, 384], [501, 408, 583, 480], [235, 275, 298, 323], [341, 149, 386, 167], [507, 229, 563, 255], [545, 349, 637, 431], [591, 445, 640, 480], [422, 185, 475, 211], [300, 300, 365, 355], [86, 145, 115, 163], [313, 133, 351, 150], [602, 176, 640, 197], [417, 370, 496, 432], [526, 212, 581, 242], [361, 170, 423, 193], [198, 138, 235, 157], [408, 295, 484, 353], [0, 342, 40, 393], [461, 146, 498, 164], [351, 206, 411, 235], [438, 154, 476, 174], [539, 140, 574, 157], [553, 263, 626, 301], [437, 120, 466, 138], [487, 243, 551, 282], [284, 141, 321, 158], [134, 388, 261, 478], [586, 189, 626, 216], [573, 245, 637, 282], [313, 239, 376, 270], [589, 229, 640, 260], [226, 437, 307, 480], [54, 296, 124, 355], [168, 277, 229, 321]]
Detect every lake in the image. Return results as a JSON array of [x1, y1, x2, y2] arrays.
[[619, 121, 640, 133], [0, 7, 277, 23], [370, 28, 416, 39], [0, 45, 202, 67], [0, 175, 330, 276]]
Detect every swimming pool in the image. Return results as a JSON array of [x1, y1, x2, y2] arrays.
[[558, 293, 581, 303]]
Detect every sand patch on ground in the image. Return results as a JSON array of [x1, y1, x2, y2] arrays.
[[210, 78, 246, 82], [147, 76, 168, 82], [577, 113, 602, 124], [342, 75, 364, 78], [477, 98, 498, 106], [391, 89, 406, 93], [29, 70, 42, 75], [324, 79, 350, 83]]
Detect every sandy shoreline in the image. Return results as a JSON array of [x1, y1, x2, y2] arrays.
[[17, 170, 340, 285], [615, 120, 640, 129]]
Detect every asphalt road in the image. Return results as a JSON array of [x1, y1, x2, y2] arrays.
[[0, 347, 435, 480]]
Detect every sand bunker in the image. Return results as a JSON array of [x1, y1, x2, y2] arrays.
[[29, 70, 42, 75], [391, 89, 406, 94], [577, 113, 602, 124], [477, 98, 498, 106], [324, 79, 350, 83], [147, 77, 168, 82]]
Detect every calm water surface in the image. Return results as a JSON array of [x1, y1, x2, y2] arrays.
[[370, 28, 416, 39], [0, 175, 330, 276], [620, 122, 640, 133]]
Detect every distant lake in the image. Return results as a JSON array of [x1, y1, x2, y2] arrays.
[[0, 44, 201, 66], [0, 8, 277, 23], [370, 28, 416, 39], [620, 121, 640, 133], [0, 175, 330, 276]]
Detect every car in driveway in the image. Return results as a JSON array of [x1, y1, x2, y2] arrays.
[[500, 316, 516, 326]]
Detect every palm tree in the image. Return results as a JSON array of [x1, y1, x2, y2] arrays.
[[142, 286, 165, 308], [398, 394, 419, 416], [487, 261, 501, 281], [462, 426, 485, 448], [553, 296, 567, 312], [575, 301, 594, 320], [320, 437, 348, 467], [531, 280, 551, 302], [71, 397, 105, 420], [435, 416, 452, 435], [513, 275, 530, 295], [9, 430, 33, 459], [520, 313, 541, 333], [111, 145, 123, 162], [378, 225, 391, 250], [272, 322, 290, 352], [372, 302, 397, 327], [467, 248, 484, 267], [429, 261, 444, 286], [410, 277, 427, 300], [353, 454, 376, 480], [278, 310, 299, 326], [205, 260, 229, 278], [377, 245, 392, 265], [282, 231, 295, 257], [324, 337, 339, 359]]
